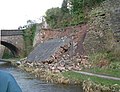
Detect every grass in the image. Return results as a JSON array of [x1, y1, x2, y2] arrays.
[[61, 52, 120, 86], [62, 71, 120, 86], [82, 67, 120, 78], [88, 52, 108, 65], [5, 58, 21, 61], [87, 52, 120, 78]]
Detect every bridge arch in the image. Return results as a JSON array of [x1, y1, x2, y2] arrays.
[[1, 41, 19, 57]]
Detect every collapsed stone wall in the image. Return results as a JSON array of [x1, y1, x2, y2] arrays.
[[34, 24, 88, 46], [26, 24, 90, 73], [34, 24, 88, 56]]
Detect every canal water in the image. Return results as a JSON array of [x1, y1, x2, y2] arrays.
[[0, 62, 83, 92]]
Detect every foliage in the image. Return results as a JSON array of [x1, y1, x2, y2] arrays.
[[88, 52, 108, 64], [61, 0, 69, 13], [88, 51, 120, 66], [69, 0, 84, 14], [83, 0, 105, 9], [109, 62, 120, 70], [23, 24, 36, 56], [45, 7, 72, 28], [106, 50, 120, 63], [2, 49, 14, 59], [62, 71, 120, 86], [44, 0, 105, 28], [45, 7, 62, 28]]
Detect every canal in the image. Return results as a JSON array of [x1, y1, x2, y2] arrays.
[[0, 62, 83, 92]]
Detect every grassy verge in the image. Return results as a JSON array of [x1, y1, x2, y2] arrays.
[[2, 58, 21, 61], [87, 52, 120, 78], [62, 71, 120, 86], [82, 67, 120, 78]]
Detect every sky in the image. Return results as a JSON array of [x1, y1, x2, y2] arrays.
[[0, 0, 63, 29]]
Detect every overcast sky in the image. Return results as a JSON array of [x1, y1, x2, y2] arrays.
[[0, 0, 62, 29]]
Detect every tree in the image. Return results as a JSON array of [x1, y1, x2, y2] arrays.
[[61, 0, 69, 13], [68, 0, 85, 25], [27, 20, 36, 25], [69, 0, 84, 15], [45, 7, 62, 28], [44, 0, 105, 28]]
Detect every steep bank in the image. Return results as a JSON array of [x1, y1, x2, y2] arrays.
[[84, 0, 120, 55]]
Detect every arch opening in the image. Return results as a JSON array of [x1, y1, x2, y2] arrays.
[[1, 41, 19, 58]]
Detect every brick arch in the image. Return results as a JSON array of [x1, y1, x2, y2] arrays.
[[1, 41, 19, 57]]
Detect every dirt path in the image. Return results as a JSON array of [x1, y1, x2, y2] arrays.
[[74, 71, 120, 81]]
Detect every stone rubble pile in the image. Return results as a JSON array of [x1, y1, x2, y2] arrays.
[[20, 34, 91, 80], [23, 53, 90, 73], [21, 37, 90, 73]]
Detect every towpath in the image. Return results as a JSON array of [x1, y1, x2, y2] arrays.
[[74, 71, 120, 81]]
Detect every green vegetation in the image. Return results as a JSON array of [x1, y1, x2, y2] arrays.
[[86, 51, 120, 78], [88, 52, 108, 65], [62, 71, 120, 86], [106, 51, 120, 63], [23, 24, 36, 57], [83, 67, 120, 78], [45, 0, 105, 28], [45, 7, 64, 28], [88, 51, 120, 67], [2, 49, 14, 59]]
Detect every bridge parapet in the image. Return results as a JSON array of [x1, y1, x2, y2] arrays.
[[1, 29, 23, 36]]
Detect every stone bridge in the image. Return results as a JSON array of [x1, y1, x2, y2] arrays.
[[0, 29, 24, 58]]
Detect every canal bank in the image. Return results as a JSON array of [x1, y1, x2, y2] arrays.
[[0, 62, 83, 92], [18, 58, 120, 92]]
